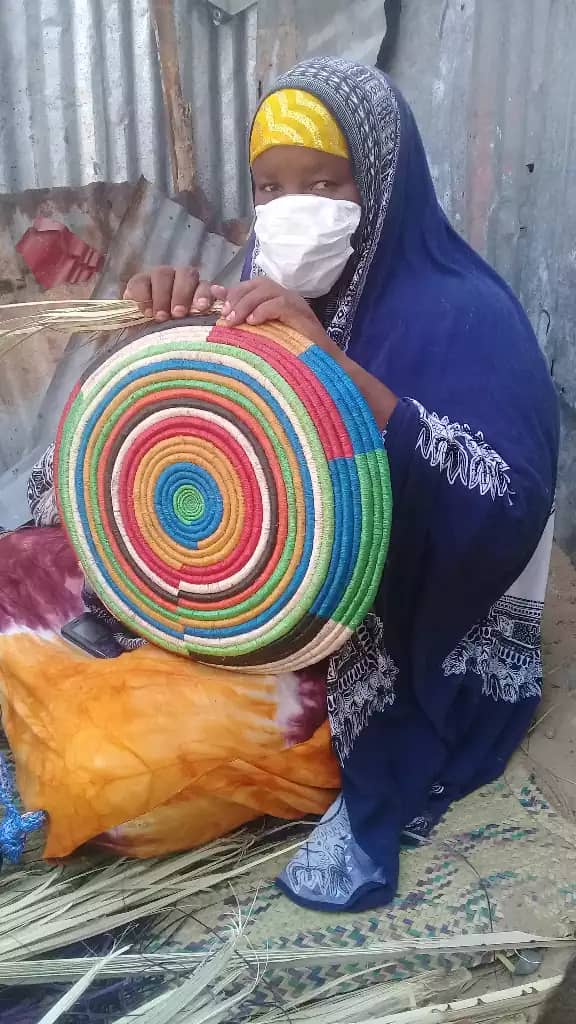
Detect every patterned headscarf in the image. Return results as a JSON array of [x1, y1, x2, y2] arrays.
[[248, 59, 401, 351], [249, 88, 349, 164]]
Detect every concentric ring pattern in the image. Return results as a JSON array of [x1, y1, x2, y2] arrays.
[[55, 321, 392, 673]]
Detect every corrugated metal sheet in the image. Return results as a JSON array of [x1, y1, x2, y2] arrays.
[[175, 0, 257, 221], [0, 0, 257, 221], [386, 0, 574, 355], [257, 0, 385, 90], [0, 182, 134, 482], [0, 0, 172, 194]]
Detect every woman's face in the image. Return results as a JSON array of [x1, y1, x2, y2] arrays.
[[252, 145, 361, 207]]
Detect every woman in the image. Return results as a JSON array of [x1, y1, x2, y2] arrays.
[[127, 58, 557, 910]]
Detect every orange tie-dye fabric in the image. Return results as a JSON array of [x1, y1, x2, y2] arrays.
[[0, 529, 339, 859]]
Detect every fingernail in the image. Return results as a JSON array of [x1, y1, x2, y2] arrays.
[[247, 314, 255, 324], [172, 305, 186, 317], [144, 308, 153, 319], [222, 302, 231, 316], [194, 298, 210, 310], [155, 311, 168, 322], [226, 310, 236, 323]]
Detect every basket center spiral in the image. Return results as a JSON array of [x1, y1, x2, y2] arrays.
[[55, 321, 392, 673], [173, 484, 205, 523], [154, 462, 224, 546]]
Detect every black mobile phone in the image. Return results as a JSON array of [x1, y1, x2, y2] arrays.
[[61, 613, 124, 659]]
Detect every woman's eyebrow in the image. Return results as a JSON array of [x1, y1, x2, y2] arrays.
[[303, 156, 339, 173]]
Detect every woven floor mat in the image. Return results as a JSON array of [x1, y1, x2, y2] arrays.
[[158, 752, 576, 1012]]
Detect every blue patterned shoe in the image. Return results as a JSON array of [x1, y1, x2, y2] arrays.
[[277, 796, 397, 912]]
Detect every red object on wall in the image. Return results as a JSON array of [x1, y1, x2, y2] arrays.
[[16, 218, 104, 289]]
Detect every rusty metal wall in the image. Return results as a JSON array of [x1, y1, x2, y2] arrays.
[[0, 0, 258, 221], [0, 0, 172, 195], [175, 0, 257, 222], [256, 0, 385, 90]]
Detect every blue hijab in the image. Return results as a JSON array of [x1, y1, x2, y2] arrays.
[[246, 58, 559, 911]]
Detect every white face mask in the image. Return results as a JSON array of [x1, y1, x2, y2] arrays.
[[254, 194, 362, 299]]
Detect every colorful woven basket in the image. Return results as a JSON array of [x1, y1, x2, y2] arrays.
[[55, 320, 392, 672]]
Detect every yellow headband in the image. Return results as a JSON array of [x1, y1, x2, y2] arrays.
[[250, 88, 349, 164]]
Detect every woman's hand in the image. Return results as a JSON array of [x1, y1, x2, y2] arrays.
[[221, 279, 339, 356], [124, 266, 220, 322], [223, 280, 398, 428]]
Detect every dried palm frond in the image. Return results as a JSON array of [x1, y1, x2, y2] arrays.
[[361, 973, 562, 1023], [0, 299, 224, 359], [257, 967, 472, 1024], [36, 947, 129, 1024], [27, 945, 561, 1024], [105, 966, 469, 1024], [0, 830, 302, 960], [0, 930, 572, 982], [1, 930, 572, 983], [108, 935, 255, 1024]]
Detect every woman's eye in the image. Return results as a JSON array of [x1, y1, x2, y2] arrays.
[[312, 181, 335, 191], [261, 184, 280, 194]]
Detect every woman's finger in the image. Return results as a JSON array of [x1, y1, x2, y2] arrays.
[[245, 296, 315, 330], [191, 280, 213, 311], [150, 266, 177, 320], [225, 282, 282, 324], [221, 279, 269, 318], [171, 267, 200, 316], [124, 273, 153, 315], [244, 297, 286, 326]]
